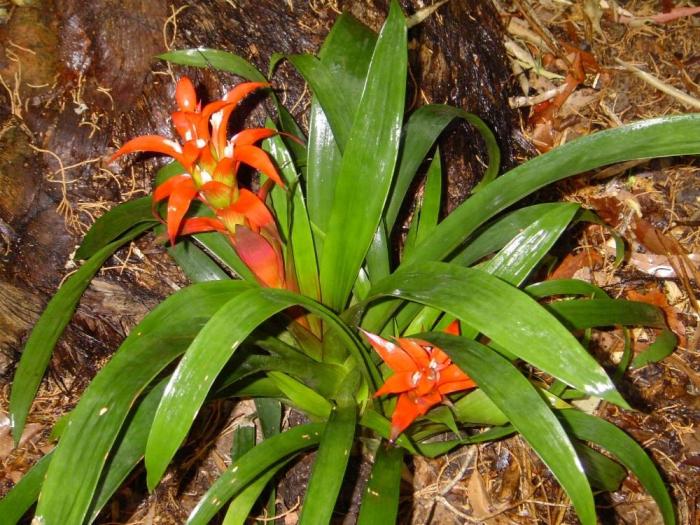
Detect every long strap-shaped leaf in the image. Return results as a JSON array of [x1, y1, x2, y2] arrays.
[[396, 202, 579, 336], [146, 287, 378, 490], [319, 0, 407, 311], [158, 48, 267, 82], [306, 14, 376, 249], [558, 409, 675, 525], [407, 114, 700, 265], [452, 203, 571, 267], [87, 378, 169, 522], [364, 262, 627, 407], [0, 451, 52, 523], [75, 196, 156, 259], [482, 203, 579, 286], [168, 239, 230, 282], [187, 423, 325, 525], [10, 222, 154, 442], [288, 55, 353, 151], [548, 298, 667, 329], [34, 281, 251, 525], [356, 445, 403, 525], [222, 458, 293, 525], [299, 398, 357, 524], [265, 127, 321, 307], [385, 104, 500, 232], [425, 333, 596, 525]]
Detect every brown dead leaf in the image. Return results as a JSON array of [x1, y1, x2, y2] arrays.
[[466, 464, 492, 519], [627, 287, 687, 347], [550, 250, 604, 280]]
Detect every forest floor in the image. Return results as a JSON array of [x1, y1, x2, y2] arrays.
[[0, 0, 699, 524]]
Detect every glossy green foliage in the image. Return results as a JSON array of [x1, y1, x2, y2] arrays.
[[299, 399, 357, 525], [559, 409, 675, 524], [186, 423, 324, 525], [357, 445, 403, 524], [319, 0, 407, 310], [408, 114, 700, 266], [10, 222, 153, 441], [366, 263, 627, 406], [5, 2, 693, 523], [158, 49, 266, 82], [35, 282, 251, 524], [426, 333, 596, 525]]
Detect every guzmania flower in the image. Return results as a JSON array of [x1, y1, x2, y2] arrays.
[[111, 77, 287, 288], [361, 323, 476, 441]]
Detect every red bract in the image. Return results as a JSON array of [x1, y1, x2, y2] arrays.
[[111, 76, 287, 289], [361, 324, 476, 441]]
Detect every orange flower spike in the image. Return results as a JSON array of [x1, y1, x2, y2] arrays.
[[152, 174, 200, 244], [165, 176, 198, 245], [175, 77, 197, 111], [180, 217, 227, 236], [233, 145, 285, 188], [360, 329, 420, 373], [110, 135, 192, 171], [361, 329, 477, 441], [213, 82, 269, 156], [233, 225, 285, 288]]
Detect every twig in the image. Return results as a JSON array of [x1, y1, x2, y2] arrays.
[[615, 58, 700, 110], [407, 0, 450, 29]]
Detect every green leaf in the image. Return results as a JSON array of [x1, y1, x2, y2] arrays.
[[0, 451, 52, 524], [386, 104, 500, 232], [356, 445, 403, 525], [89, 378, 169, 522], [548, 298, 667, 329], [192, 232, 258, 282], [265, 127, 321, 305], [222, 424, 277, 525], [365, 263, 627, 406], [453, 389, 508, 426], [320, 0, 407, 311], [415, 150, 442, 246], [222, 459, 292, 525], [525, 279, 610, 300], [231, 425, 257, 460], [168, 239, 230, 282], [415, 425, 515, 458], [75, 197, 156, 259], [306, 13, 376, 253], [631, 329, 677, 369], [409, 114, 700, 266], [187, 423, 325, 525], [155, 160, 186, 186], [34, 281, 251, 525], [425, 333, 596, 525], [366, 220, 391, 284], [574, 442, 626, 492], [452, 203, 567, 267], [268, 371, 333, 420], [254, 398, 281, 438], [299, 398, 357, 525], [10, 222, 153, 442], [146, 287, 377, 489], [288, 55, 353, 150], [277, 104, 307, 162], [558, 409, 675, 525], [158, 49, 266, 82], [483, 203, 579, 286]]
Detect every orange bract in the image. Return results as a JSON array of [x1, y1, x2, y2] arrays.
[[111, 76, 288, 289], [361, 325, 476, 441]]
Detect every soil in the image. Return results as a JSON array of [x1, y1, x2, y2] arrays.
[[0, 0, 698, 524]]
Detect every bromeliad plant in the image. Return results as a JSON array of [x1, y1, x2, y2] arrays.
[[3, 2, 699, 524]]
